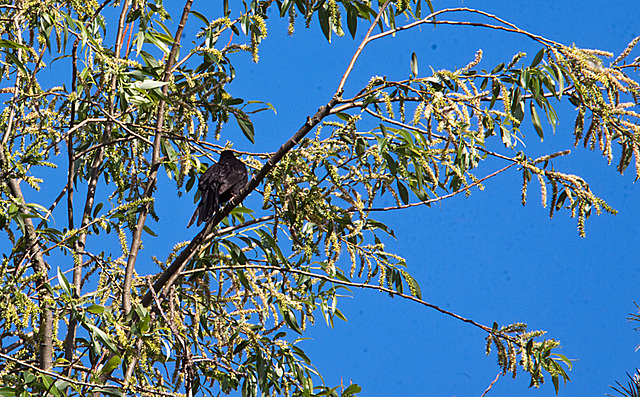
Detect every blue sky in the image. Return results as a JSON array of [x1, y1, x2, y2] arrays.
[[173, 1, 640, 396]]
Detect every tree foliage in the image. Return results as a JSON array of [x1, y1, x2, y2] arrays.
[[0, 0, 638, 396]]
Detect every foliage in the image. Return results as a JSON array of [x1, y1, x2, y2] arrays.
[[609, 304, 640, 397], [609, 369, 640, 397], [0, 0, 638, 396]]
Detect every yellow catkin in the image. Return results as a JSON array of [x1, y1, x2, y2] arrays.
[[537, 173, 547, 208], [521, 169, 529, 206]]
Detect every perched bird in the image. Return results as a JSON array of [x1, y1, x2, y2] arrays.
[[187, 150, 248, 228]]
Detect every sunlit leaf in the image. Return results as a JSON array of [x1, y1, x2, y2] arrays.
[[133, 80, 168, 90], [99, 355, 122, 375], [411, 52, 418, 77]]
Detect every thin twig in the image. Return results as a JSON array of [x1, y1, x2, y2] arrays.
[[180, 264, 517, 340], [0, 351, 120, 391], [335, 0, 393, 95], [368, 7, 560, 46], [480, 372, 502, 397], [123, 0, 194, 315], [364, 163, 517, 212]]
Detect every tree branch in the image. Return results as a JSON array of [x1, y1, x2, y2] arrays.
[[123, 0, 194, 315], [179, 263, 523, 343], [0, 12, 55, 372], [363, 163, 517, 212], [367, 7, 560, 46], [481, 372, 502, 397], [141, 94, 341, 308], [335, 0, 393, 95]]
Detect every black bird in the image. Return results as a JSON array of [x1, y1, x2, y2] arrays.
[[187, 150, 248, 228]]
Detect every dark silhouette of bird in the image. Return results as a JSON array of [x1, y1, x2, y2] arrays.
[[187, 150, 247, 228]]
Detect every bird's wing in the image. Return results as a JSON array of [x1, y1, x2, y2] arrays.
[[217, 157, 247, 194], [187, 153, 248, 228]]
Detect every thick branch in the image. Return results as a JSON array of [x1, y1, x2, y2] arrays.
[[141, 95, 340, 307], [123, 0, 194, 315], [0, 13, 55, 372]]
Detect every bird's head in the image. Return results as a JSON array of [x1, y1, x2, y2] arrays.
[[220, 150, 236, 157]]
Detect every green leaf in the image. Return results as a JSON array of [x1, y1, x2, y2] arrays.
[[410, 52, 418, 77], [334, 308, 348, 322], [247, 100, 277, 115], [87, 304, 105, 314], [397, 180, 409, 204], [22, 371, 35, 384], [551, 353, 574, 370], [99, 355, 121, 374], [5, 52, 28, 77], [221, 240, 248, 265], [93, 386, 123, 397], [0, 39, 29, 51], [491, 62, 505, 74], [530, 101, 544, 141], [490, 80, 500, 109], [125, 8, 141, 23], [190, 10, 209, 25], [343, 384, 362, 396], [57, 267, 73, 297], [283, 309, 302, 334], [384, 153, 397, 175], [236, 269, 253, 291], [38, 374, 61, 397], [557, 67, 565, 97], [93, 202, 103, 218], [234, 340, 251, 356], [234, 113, 255, 143], [347, 5, 358, 38], [230, 206, 254, 214], [365, 219, 396, 238], [500, 125, 513, 148], [85, 322, 119, 354], [317, 6, 331, 43]]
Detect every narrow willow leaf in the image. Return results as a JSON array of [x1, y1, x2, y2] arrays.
[[530, 101, 544, 141], [530, 48, 545, 67], [411, 52, 418, 77], [397, 180, 409, 204], [234, 113, 255, 143]]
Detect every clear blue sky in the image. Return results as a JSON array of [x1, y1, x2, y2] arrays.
[[168, 1, 639, 396]]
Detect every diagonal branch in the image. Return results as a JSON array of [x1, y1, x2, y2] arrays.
[[363, 163, 517, 212], [179, 263, 524, 345], [141, 94, 340, 307], [336, 0, 393, 95]]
